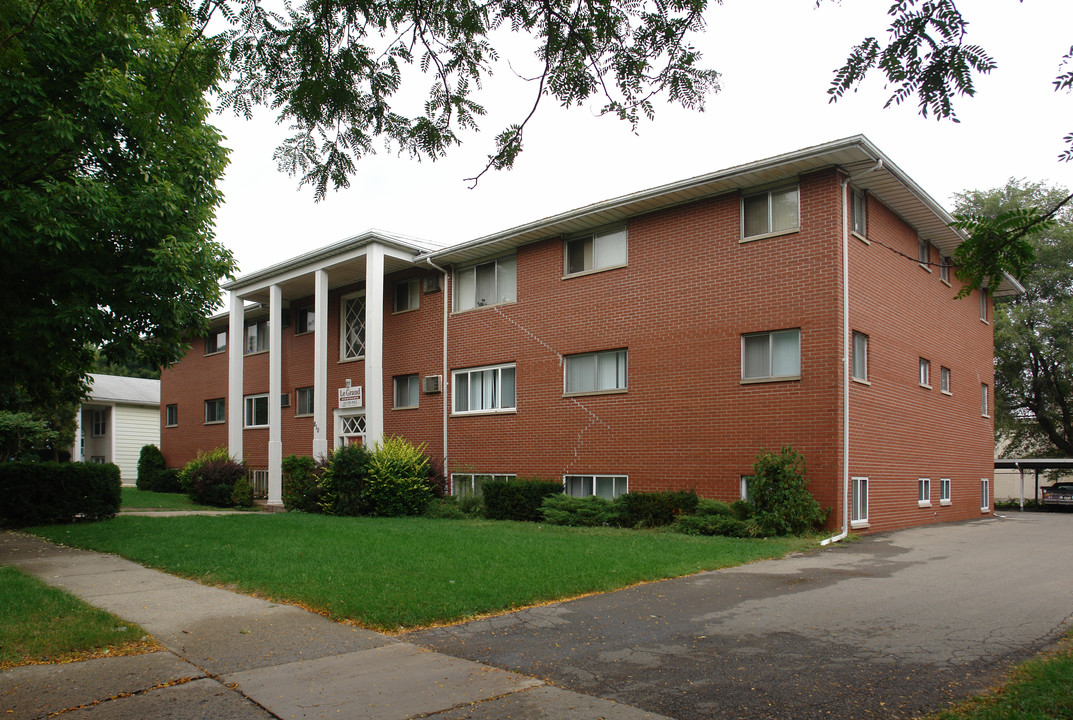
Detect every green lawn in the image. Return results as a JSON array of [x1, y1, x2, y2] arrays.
[[0, 566, 156, 668], [929, 634, 1073, 719], [29, 514, 813, 631], [120, 487, 214, 510]]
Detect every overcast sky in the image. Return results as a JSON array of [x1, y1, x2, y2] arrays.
[[210, 0, 1073, 278]]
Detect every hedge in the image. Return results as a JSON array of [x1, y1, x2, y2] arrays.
[[483, 478, 562, 522], [0, 462, 121, 526]]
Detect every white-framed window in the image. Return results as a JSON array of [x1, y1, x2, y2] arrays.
[[852, 331, 868, 382], [338, 413, 366, 447], [981, 383, 989, 417], [742, 185, 799, 239], [296, 307, 315, 335], [851, 476, 869, 526], [244, 394, 268, 428], [740, 475, 754, 502], [295, 387, 314, 416], [454, 256, 517, 311], [565, 228, 627, 275], [451, 473, 515, 496], [565, 349, 627, 395], [452, 363, 516, 414], [742, 329, 801, 381], [981, 478, 990, 511], [90, 456, 106, 464], [91, 409, 107, 437], [394, 278, 420, 313], [918, 238, 930, 269], [940, 255, 951, 284], [245, 320, 268, 354], [340, 292, 366, 360], [205, 329, 226, 355], [918, 478, 931, 506], [919, 358, 931, 388], [940, 477, 951, 505], [851, 189, 867, 237], [980, 288, 988, 323], [941, 366, 951, 394], [165, 404, 178, 427], [205, 398, 225, 424], [394, 375, 419, 408], [565, 475, 628, 499]]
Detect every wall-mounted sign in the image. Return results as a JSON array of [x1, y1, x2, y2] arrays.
[[338, 385, 363, 408]]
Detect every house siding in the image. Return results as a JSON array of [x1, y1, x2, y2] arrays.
[[113, 405, 160, 484]]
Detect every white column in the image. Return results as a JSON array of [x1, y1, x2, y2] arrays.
[[313, 269, 329, 460], [228, 292, 244, 462], [364, 245, 385, 447], [267, 284, 283, 506]]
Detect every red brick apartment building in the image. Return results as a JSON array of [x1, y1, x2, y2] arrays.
[[160, 136, 1020, 535]]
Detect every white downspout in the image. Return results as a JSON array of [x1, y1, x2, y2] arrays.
[[822, 158, 883, 547], [424, 257, 450, 486]]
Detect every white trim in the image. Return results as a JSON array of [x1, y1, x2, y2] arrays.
[[364, 244, 386, 448], [313, 269, 329, 460], [940, 477, 951, 505], [451, 363, 517, 415], [918, 477, 931, 507], [243, 393, 269, 428]]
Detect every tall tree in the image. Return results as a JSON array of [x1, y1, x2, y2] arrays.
[[0, 0, 235, 408], [953, 180, 1073, 457]]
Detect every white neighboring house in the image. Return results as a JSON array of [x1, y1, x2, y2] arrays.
[[72, 374, 160, 485]]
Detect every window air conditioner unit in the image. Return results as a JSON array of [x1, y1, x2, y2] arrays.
[[280, 393, 290, 408], [423, 275, 442, 294], [422, 375, 442, 394]]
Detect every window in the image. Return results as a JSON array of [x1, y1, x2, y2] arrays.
[[566, 228, 627, 275], [941, 366, 951, 394], [341, 292, 366, 360], [852, 332, 868, 382], [296, 387, 314, 416], [980, 288, 988, 322], [851, 477, 869, 525], [919, 358, 931, 388], [165, 404, 178, 427], [565, 349, 627, 394], [981, 478, 990, 511], [296, 308, 315, 335], [206, 330, 227, 355], [394, 278, 420, 313], [940, 478, 951, 505], [90, 456, 106, 464], [91, 410, 107, 437], [205, 398, 225, 424], [452, 473, 515, 496], [742, 185, 799, 239], [918, 238, 930, 269], [339, 414, 366, 446], [245, 320, 268, 354], [918, 478, 931, 506], [453, 364, 516, 414], [454, 256, 517, 311], [740, 475, 754, 502], [940, 256, 951, 284], [742, 329, 801, 381], [981, 383, 989, 417], [565, 475, 628, 499], [244, 394, 268, 428], [394, 375, 419, 408], [851, 189, 867, 237]]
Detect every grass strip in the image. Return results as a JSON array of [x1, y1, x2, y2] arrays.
[[0, 566, 157, 669], [30, 514, 812, 631], [120, 487, 213, 511], [929, 634, 1073, 719]]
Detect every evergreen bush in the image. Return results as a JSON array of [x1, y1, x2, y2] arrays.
[[540, 494, 617, 526], [671, 514, 755, 538], [696, 498, 735, 517], [0, 462, 121, 526], [615, 489, 699, 528], [152, 468, 182, 494], [282, 455, 323, 512], [318, 443, 371, 516], [749, 446, 826, 536], [136, 444, 166, 491], [363, 436, 433, 517], [483, 478, 561, 522]]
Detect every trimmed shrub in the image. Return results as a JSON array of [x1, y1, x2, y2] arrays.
[[540, 494, 617, 527], [231, 477, 254, 508], [282, 455, 323, 512], [363, 436, 433, 517], [319, 443, 371, 516], [696, 498, 735, 517], [424, 496, 468, 519], [136, 445, 166, 491], [0, 462, 121, 526], [672, 514, 756, 538], [177, 446, 233, 495], [183, 457, 247, 507], [616, 490, 699, 528], [152, 468, 182, 494], [483, 478, 562, 522], [749, 446, 827, 536], [730, 499, 754, 521]]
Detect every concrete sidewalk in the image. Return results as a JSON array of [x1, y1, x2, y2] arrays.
[[0, 532, 668, 720]]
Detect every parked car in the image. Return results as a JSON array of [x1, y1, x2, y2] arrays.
[[1041, 482, 1073, 509]]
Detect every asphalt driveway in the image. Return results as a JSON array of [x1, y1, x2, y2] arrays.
[[408, 513, 1073, 719]]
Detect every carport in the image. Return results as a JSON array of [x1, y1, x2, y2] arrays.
[[995, 458, 1073, 508]]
